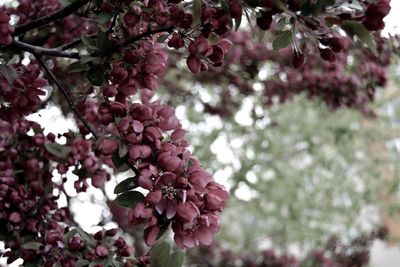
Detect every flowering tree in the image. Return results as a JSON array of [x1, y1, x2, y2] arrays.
[[0, 0, 393, 266]]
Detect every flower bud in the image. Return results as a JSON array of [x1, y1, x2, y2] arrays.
[[95, 245, 109, 258], [99, 139, 119, 156], [68, 236, 85, 251]]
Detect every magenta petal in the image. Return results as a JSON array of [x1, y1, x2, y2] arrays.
[[144, 225, 160, 246], [176, 202, 199, 222], [166, 199, 177, 219], [155, 198, 166, 214], [138, 176, 153, 190], [159, 172, 176, 186], [183, 235, 196, 248], [174, 232, 185, 250], [165, 156, 181, 172], [146, 190, 162, 204], [194, 229, 213, 246]]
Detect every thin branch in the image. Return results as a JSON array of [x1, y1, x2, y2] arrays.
[[35, 55, 99, 140], [58, 34, 96, 50], [12, 39, 80, 59], [14, 0, 91, 36], [107, 13, 119, 34], [118, 26, 174, 48]]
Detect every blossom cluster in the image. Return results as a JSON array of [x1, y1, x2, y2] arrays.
[[97, 100, 229, 249], [0, 9, 13, 46], [0, 118, 135, 266], [0, 64, 48, 122], [6, 0, 95, 47], [164, 30, 391, 117]]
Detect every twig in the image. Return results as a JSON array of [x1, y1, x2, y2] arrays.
[[35, 55, 99, 140], [58, 34, 97, 50], [107, 13, 119, 34], [14, 0, 91, 36], [118, 26, 174, 48], [12, 39, 80, 59]]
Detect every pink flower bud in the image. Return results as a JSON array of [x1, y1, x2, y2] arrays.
[[103, 85, 117, 97], [187, 55, 202, 74], [229, 2, 242, 19], [144, 225, 160, 246], [110, 101, 127, 117], [168, 33, 185, 49], [95, 245, 109, 258], [99, 139, 119, 156], [68, 236, 85, 251], [124, 12, 141, 28]]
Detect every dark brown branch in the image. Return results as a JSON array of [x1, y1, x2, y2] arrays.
[[35, 55, 99, 140], [14, 0, 91, 36], [58, 34, 97, 50], [118, 26, 174, 48], [12, 40, 80, 59]]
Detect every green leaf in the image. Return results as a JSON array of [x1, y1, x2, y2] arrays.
[[63, 229, 78, 244], [300, 2, 312, 16], [80, 55, 99, 64], [69, 61, 89, 73], [274, 0, 291, 13], [22, 242, 42, 250], [310, 0, 335, 16], [157, 34, 170, 43], [75, 260, 90, 267], [112, 154, 125, 169], [44, 143, 71, 159], [150, 241, 171, 267], [98, 11, 113, 24], [114, 191, 145, 207], [167, 250, 185, 267], [86, 67, 106, 86], [192, 0, 202, 27], [58, 0, 72, 7], [75, 227, 97, 246], [234, 14, 242, 31], [341, 20, 377, 54], [114, 177, 139, 194], [81, 35, 96, 48], [272, 30, 293, 50], [96, 30, 113, 57], [72, 167, 87, 178], [0, 64, 18, 85], [118, 142, 129, 158]]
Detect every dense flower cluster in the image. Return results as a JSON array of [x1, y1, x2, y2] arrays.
[[6, 0, 95, 47], [109, 41, 168, 97], [0, 64, 48, 122], [97, 100, 229, 249], [164, 30, 391, 116], [0, 118, 134, 266], [226, 0, 392, 64], [0, 9, 13, 46]]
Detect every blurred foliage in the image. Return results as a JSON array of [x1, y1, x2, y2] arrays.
[[159, 72, 400, 251]]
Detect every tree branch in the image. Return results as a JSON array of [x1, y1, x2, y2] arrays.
[[14, 0, 91, 36], [118, 26, 174, 48], [35, 55, 99, 140], [58, 34, 97, 51], [12, 39, 80, 59]]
